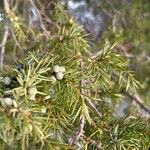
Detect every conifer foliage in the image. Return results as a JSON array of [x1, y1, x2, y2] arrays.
[[0, 0, 149, 149]]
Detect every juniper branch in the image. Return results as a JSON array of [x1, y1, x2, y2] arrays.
[[80, 60, 102, 118], [68, 61, 85, 146]]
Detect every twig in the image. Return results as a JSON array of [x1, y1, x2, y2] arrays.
[[28, 0, 49, 37], [122, 91, 150, 116], [90, 43, 118, 60], [68, 61, 86, 145], [90, 50, 103, 60], [10, 28, 21, 49], [86, 97, 102, 118], [0, 0, 10, 68], [3, 0, 10, 13], [81, 92, 102, 118], [41, 13, 60, 30], [80, 59, 102, 118], [68, 58, 102, 146], [68, 117, 85, 145], [68, 60, 93, 146], [88, 138, 103, 150], [12, 0, 20, 11], [37, 0, 59, 29], [82, 135, 103, 150], [0, 25, 9, 48], [0, 25, 9, 68]]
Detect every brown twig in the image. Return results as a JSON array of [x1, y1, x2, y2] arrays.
[[82, 135, 103, 150], [0, 0, 10, 68], [80, 60, 102, 118], [88, 138, 103, 150], [10, 28, 21, 49], [68, 59, 102, 146], [0, 25, 9, 68], [90, 50, 103, 60], [3, 0, 10, 13], [68, 61, 86, 146], [90, 43, 117, 60], [122, 91, 150, 117], [81, 91, 102, 118], [68, 117, 85, 145], [28, 0, 49, 37], [86, 97, 102, 118]]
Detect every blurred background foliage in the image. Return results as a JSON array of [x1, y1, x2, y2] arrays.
[[61, 0, 150, 106]]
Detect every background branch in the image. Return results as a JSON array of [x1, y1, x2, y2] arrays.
[[122, 90, 150, 117]]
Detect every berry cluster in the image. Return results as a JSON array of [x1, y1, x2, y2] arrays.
[[50, 65, 66, 82]]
